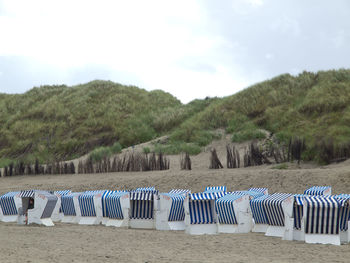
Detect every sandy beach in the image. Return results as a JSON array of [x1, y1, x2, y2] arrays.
[[1, 145, 350, 262]]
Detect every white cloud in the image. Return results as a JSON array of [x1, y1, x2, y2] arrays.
[[265, 53, 274, 60], [0, 0, 250, 102], [270, 16, 301, 37], [246, 0, 264, 7], [332, 29, 345, 48], [1, 1, 349, 102]]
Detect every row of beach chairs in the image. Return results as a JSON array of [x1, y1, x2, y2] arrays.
[[0, 186, 349, 246]]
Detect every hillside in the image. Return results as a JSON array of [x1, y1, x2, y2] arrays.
[[0, 80, 215, 166], [1, 69, 350, 167], [163, 69, 350, 163]]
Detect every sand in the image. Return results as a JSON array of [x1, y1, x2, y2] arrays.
[[1, 137, 350, 262]]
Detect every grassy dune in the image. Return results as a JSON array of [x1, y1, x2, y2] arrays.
[[1, 69, 350, 166]]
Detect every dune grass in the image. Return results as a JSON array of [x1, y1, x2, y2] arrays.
[[1, 69, 350, 166]]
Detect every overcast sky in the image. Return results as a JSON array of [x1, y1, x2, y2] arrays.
[[0, 0, 349, 103]]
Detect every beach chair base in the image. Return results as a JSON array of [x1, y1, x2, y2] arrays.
[[185, 224, 218, 235], [79, 216, 101, 225], [106, 218, 128, 227], [2, 215, 18, 223], [252, 223, 268, 233], [265, 226, 285, 237], [129, 219, 155, 229], [305, 233, 348, 246]]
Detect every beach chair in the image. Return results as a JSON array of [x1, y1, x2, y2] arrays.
[[185, 186, 227, 235], [61, 192, 82, 223], [263, 193, 294, 238], [303, 195, 350, 245], [216, 193, 252, 233], [250, 194, 269, 233], [51, 190, 71, 222], [18, 190, 58, 226], [78, 190, 108, 225], [129, 187, 159, 229], [0, 191, 21, 222], [104, 191, 130, 227], [156, 189, 190, 231]]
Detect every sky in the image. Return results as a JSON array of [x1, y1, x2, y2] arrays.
[[0, 0, 349, 103]]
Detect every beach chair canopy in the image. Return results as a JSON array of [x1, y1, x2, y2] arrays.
[[248, 188, 268, 194], [263, 193, 292, 226], [190, 191, 227, 200], [250, 194, 269, 224], [161, 191, 189, 222], [130, 187, 158, 201], [0, 191, 20, 216], [54, 190, 71, 197], [215, 194, 245, 225], [231, 190, 264, 200], [205, 186, 226, 192], [19, 190, 37, 198], [293, 194, 307, 230], [168, 189, 191, 195], [78, 190, 106, 217], [304, 186, 331, 195], [61, 193, 81, 216], [130, 187, 158, 219], [189, 190, 228, 224], [105, 191, 128, 219]]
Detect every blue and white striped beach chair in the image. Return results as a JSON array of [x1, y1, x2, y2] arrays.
[[263, 193, 294, 238], [303, 195, 350, 245], [78, 190, 108, 225], [52, 190, 71, 222], [156, 189, 190, 231], [61, 192, 82, 224], [17, 190, 58, 226], [250, 194, 269, 232], [129, 187, 159, 229], [185, 187, 227, 235], [104, 191, 130, 227], [0, 191, 21, 222], [216, 192, 252, 233]]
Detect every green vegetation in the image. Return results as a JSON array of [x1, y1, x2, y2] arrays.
[[153, 141, 202, 155], [168, 69, 350, 162], [89, 142, 123, 162], [271, 163, 288, 170], [1, 69, 350, 166], [227, 114, 266, 142], [0, 80, 215, 165], [142, 147, 151, 154]]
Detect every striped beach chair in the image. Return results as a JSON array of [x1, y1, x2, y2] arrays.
[[18, 190, 58, 226], [104, 191, 130, 227], [303, 195, 350, 245], [61, 192, 82, 223], [52, 190, 71, 222], [129, 187, 159, 229], [216, 192, 252, 233], [291, 187, 332, 241], [0, 191, 21, 222], [263, 193, 294, 238], [250, 194, 269, 232], [185, 187, 227, 235], [156, 189, 190, 231], [78, 190, 108, 225]]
